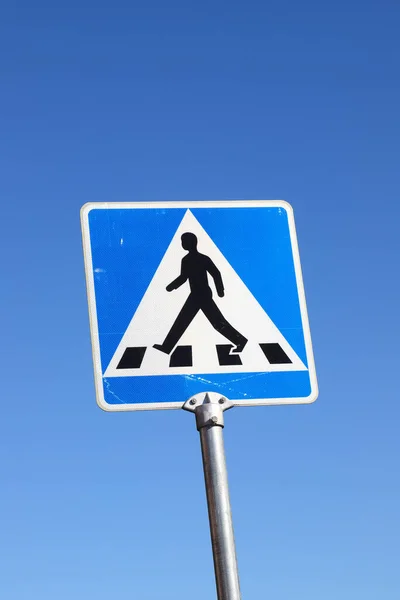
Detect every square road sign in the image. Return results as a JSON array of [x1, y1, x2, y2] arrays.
[[81, 200, 318, 411]]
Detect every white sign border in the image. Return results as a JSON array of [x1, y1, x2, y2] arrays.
[[81, 200, 318, 411]]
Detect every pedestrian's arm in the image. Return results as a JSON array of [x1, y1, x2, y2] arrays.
[[207, 258, 224, 297], [166, 260, 188, 291]]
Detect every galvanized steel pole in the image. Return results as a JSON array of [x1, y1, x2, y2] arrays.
[[184, 393, 241, 600]]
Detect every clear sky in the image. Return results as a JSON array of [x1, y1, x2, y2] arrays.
[[1, 1, 400, 599]]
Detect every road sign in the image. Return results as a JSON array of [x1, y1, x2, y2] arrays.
[[81, 200, 318, 410]]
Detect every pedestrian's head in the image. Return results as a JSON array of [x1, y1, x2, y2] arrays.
[[181, 232, 198, 251]]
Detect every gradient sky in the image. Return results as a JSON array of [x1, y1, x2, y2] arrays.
[[1, 1, 400, 599]]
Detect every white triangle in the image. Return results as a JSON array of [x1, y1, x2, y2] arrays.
[[104, 210, 307, 377]]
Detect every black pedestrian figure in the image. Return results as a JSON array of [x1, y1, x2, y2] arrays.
[[153, 232, 247, 355]]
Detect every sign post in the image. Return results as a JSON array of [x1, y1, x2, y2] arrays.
[[184, 392, 240, 600], [81, 200, 318, 599]]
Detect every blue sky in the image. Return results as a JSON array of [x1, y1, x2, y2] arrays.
[[1, 1, 400, 598]]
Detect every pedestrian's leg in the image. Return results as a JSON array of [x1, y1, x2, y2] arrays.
[[153, 295, 200, 354], [201, 298, 247, 351]]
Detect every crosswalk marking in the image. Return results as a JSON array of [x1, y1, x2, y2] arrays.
[[170, 346, 193, 367], [114, 343, 292, 371], [117, 347, 146, 369], [259, 343, 292, 364], [216, 345, 243, 366]]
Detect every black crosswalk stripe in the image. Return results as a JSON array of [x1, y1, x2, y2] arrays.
[[259, 343, 292, 364], [117, 347, 146, 369], [170, 345, 193, 367], [216, 344, 243, 366]]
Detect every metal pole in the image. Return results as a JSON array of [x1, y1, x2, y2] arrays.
[[184, 393, 241, 600]]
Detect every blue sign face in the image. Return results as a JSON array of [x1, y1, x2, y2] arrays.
[[81, 201, 318, 411]]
